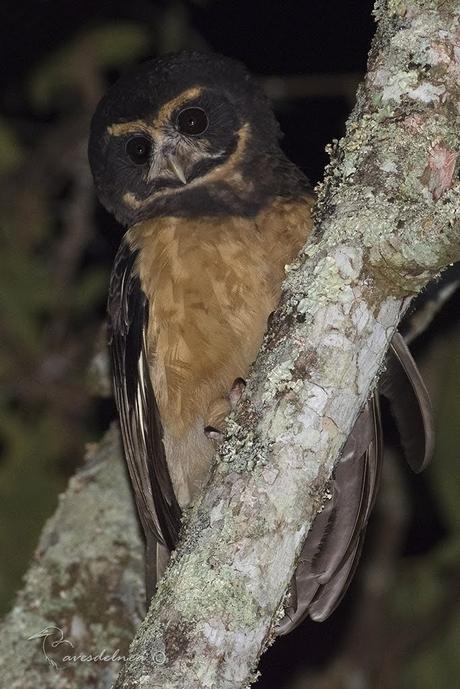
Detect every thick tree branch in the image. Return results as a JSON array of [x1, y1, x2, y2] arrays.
[[0, 427, 145, 688], [114, 2, 459, 687]]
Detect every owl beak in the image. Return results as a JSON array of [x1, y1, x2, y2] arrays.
[[166, 155, 187, 185], [147, 151, 187, 185]]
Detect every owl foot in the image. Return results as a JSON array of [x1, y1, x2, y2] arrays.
[[204, 426, 224, 442], [229, 377, 246, 408]]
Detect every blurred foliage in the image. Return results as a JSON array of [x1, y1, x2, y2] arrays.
[[429, 327, 460, 534], [0, 3, 459, 688], [0, 119, 23, 174], [397, 324, 460, 689], [29, 24, 151, 111]]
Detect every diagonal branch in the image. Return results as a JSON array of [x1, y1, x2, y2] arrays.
[[0, 427, 145, 689], [114, 2, 460, 687]]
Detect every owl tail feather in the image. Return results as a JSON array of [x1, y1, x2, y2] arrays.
[[145, 535, 170, 607]]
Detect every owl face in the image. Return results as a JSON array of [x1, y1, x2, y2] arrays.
[[88, 52, 281, 226]]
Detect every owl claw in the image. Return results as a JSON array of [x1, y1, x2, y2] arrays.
[[229, 377, 246, 408], [204, 426, 224, 442], [204, 379, 246, 440]]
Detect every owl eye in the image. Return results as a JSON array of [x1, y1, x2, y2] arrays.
[[126, 136, 152, 164], [176, 107, 209, 136]]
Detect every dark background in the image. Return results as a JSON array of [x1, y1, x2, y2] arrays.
[[0, 2, 459, 688]]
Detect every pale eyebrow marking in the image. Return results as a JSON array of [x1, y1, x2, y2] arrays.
[[152, 86, 203, 128], [107, 120, 150, 137], [106, 86, 204, 138]]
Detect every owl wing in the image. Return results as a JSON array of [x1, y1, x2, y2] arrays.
[[107, 239, 182, 559], [381, 332, 434, 473], [277, 335, 434, 634]]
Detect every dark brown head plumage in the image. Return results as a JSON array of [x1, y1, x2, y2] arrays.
[[88, 51, 309, 225]]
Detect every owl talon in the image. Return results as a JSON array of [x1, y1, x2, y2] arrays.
[[204, 426, 224, 442], [274, 578, 298, 635], [229, 377, 246, 408]]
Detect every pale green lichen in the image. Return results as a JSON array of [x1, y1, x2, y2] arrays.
[[382, 69, 419, 102], [162, 554, 260, 629], [374, 0, 456, 20], [261, 356, 308, 403], [374, 0, 408, 18], [217, 415, 270, 473]]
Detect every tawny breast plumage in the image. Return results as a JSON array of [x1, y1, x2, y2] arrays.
[[128, 197, 314, 505]]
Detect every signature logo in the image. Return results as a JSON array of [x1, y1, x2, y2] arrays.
[[27, 626, 74, 670], [27, 625, 162, 671]]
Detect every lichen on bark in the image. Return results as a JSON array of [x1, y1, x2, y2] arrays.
[[0, 426, 145, 689]]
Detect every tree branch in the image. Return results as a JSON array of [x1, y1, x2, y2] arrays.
[[0, 427, 145, 688], [114, 2, 460, 688]]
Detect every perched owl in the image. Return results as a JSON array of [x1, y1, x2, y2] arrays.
[[88, 51, 433, 634]]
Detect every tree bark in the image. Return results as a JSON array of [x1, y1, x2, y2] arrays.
[[0, 427, 145, 689], [1, 1, 458, 688]]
